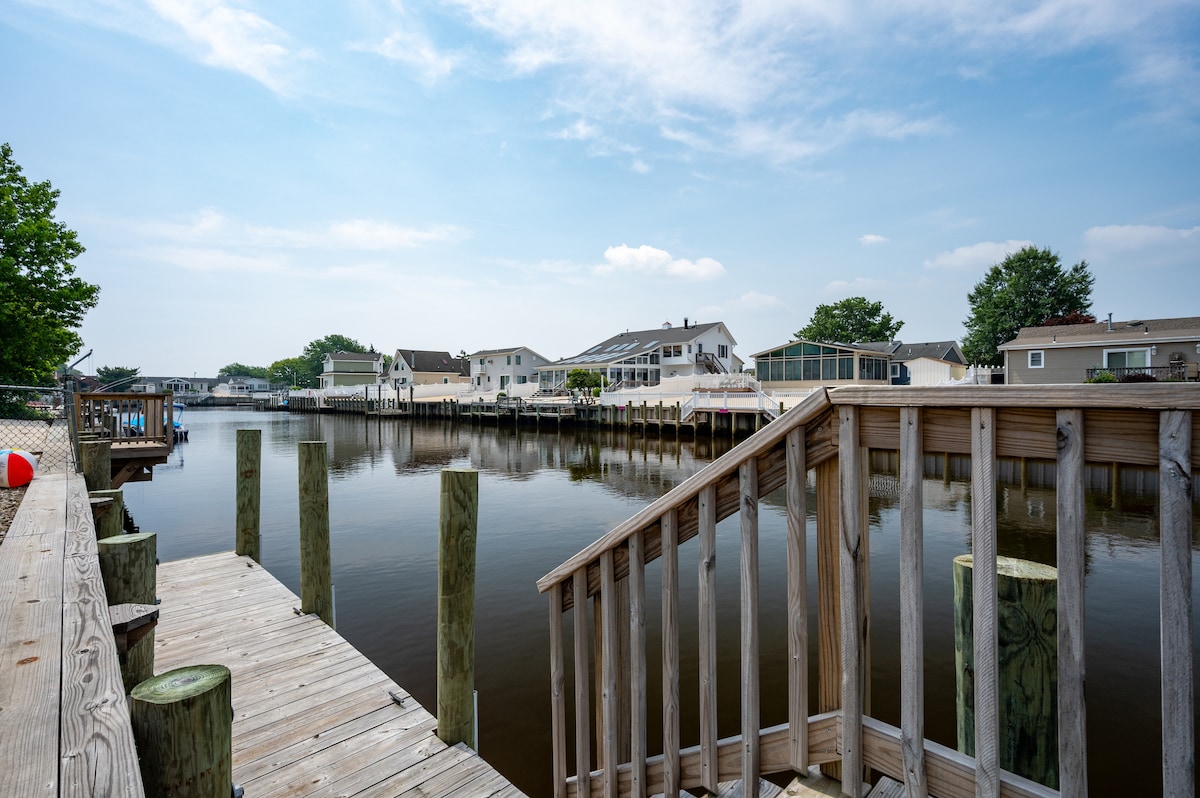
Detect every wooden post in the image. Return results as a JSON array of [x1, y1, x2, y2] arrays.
[[298, 441, 333, 626], [89, 488, 124, 539], [98, 532, 158, 691], [815, 457, 842, 780], [130, 665, 233, 798], [81, 439, 111, 491], [954, 554, 1059, 788], [437, 467, 478, 748], [235, 429, 262, 562]]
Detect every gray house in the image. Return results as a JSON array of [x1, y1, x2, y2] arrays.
[[856, 340, 966, 385], [387, 349, 470, 388], [999, 315, 1200, 385]]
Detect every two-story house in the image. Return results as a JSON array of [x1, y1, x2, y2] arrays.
[[386, 349, 470, 389], [468, 347, 549, 392], [320, 351, 386, 389], [538, 319, 738, 390]]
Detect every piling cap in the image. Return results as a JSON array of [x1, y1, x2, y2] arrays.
[[954, 554, 1057, 581]]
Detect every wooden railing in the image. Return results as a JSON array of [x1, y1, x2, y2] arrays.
[[75, 392, 173, 447], [538, 384, 1197, 798]]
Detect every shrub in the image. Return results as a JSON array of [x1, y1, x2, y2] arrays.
[[1085, 371, 1116, 383], [1118, 372, 1157, 383]]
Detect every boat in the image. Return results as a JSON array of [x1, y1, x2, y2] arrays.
[[126, 403, 189, 442]]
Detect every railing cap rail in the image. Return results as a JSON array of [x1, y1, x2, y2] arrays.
[[828, 383, 1200, 409]]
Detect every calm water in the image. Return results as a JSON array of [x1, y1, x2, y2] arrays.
[[123, 408, 1198, 797]]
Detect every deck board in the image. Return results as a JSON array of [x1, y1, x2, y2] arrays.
[[155, 551, 523, 797]]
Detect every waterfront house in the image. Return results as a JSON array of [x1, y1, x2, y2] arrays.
[[537, 319, 738, 390], [998, 315, 1200, 384], [752, 338, 891, 390], [854, 340, 967, 385], [468, 346, 549, 393], [385, 349, 470, 389], [319, 350, 385, 389], [215, 376, 272, 396]]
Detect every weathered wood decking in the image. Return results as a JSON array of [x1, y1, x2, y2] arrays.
[[156, 551, 525, 797]]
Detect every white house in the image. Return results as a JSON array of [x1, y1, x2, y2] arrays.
[[538, 320, 738, 390], [468, 346, 550, 393]]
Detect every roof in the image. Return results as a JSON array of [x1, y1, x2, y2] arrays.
[[885, 341, 965, 364], [552, 321, 731, 367], [750, 338, 890, 359], [999, 316, 1200, 350], [323, 350, 384, 362], [467, 346, 550, 361], [393, 349, 470, 375]]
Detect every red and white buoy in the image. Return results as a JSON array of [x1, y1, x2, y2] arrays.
[[0, 449, 38, 488]]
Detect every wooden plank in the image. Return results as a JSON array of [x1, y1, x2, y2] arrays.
[[628, 532, 647, 798], [573, 568, 592, 798], [970, 407, 999, 798], [1054, 409, 1086, 798], [786, 426, 809, 773], [740, 459, 761, 794], [550, 583, 567, 798], [899, 407, 928, 798], [699, 484, 719, 793], [838, 406, 864, 798], [600, 551, 619, 798], [829, 383, 1200, 410], [58, 479, 144, 796], [815, 457, 841, 781], [662, 510, 681, 797], [1159, 409, 1194, 798]]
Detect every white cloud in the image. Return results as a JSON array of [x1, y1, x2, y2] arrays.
[[360, 27, 461, 85], [924, 239, 1034, 271], [596, 244, 726, 281], [553, 119, 601, 141], [1082, 224, 1200, 269], [728, 291, 785, 311], [859, 233, 889, 245], [630, 159, 651, 174], [824, 276, 890, 294], [149, 246, 290, 275]]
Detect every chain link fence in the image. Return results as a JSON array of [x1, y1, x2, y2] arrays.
[[0, 384, 77, 476]]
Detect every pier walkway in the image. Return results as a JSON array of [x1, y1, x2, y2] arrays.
[[156, 551, 524, 797]]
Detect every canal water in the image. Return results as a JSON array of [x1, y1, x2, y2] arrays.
[[122, 408, 1198, 797]]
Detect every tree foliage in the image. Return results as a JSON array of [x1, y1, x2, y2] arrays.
[[961, 246, 1094, 366], [298, 333, 366, 385], [566, 369, 603, 390], [218, 362, 268, 379], [96, 365, 141, 390], [0, 143, 99, 385], [268, 356, 311, 387], [794, 297, 903, 344]]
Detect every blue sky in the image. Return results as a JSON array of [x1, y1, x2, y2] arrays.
[[4, 1, 1198, 377]]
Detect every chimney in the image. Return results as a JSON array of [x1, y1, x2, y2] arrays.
[[1107, 313, 1113, 332], [683, 317, 689, 329]]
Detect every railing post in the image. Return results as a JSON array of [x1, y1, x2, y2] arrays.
[[235, 429, 261, 562], [80, 439, 111, 491], [437, 467, 478, 748], [298, 441, 333, 626], [98, 532, 158, 692]]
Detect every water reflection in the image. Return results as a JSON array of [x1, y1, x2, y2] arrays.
[[124, 409, 1197, 798]]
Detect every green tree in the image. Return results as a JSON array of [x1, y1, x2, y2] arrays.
[[961, 246, 1094, 366], [0, 143, 99, 385], [96, 365, 141, 390], [268, 357, 309, 387], [218, 362, 268, 379], [566, 369, 603, 390], [794, 297, 903, 344], [300, 334, 365, 383]]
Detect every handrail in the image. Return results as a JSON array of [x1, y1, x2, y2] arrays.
[[75, 391, 172, 447], [541, 383, 1198, 798]]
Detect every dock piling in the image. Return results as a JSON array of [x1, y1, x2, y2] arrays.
[[437, 467, 478, 748], [235, 429, 262, 562], [89, 488, 124, 539], [98, 531, 158, 690], [81, 439, 111, 491], [298, 441, 334, 626]]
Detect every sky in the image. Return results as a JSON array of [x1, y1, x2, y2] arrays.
[[3, 1, 1199, 378]]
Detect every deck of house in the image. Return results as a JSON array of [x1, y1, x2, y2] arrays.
[[0, 465, 525, 797]]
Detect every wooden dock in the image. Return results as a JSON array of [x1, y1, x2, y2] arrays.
[[155, 551, 525, 797]]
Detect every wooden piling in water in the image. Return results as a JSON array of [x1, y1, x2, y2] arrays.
[[954, 554, 1059, 788], [235, 429, 261, 562], [437, 467, 478, 748], [98, 531, 157, 691], [80, 439, 111, 491], [298, 441, 334, 626], [130, 664, 233, 798]]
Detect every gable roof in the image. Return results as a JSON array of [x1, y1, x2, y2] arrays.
[[886, 341, 965, 364], [999, 316, 1200, 350], [468, 346, 550, 361], [750, 338, 889, 359], [323, 350, 383, 362], [394, 349, 470, 376], [553, 321, 731, 367]]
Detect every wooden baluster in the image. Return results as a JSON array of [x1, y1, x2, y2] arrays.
[[816, 457, 842, 781], [786, 427, 809, 773], [629, 532, 647, 798], [550, 583, 567, 798], [600, 551, 619, 798], [900, 407, 928, 797], [662, 510, 680, 798], [573, 569, 592, 798], [1055, 409, 1086, 797], [971, 407, 999, 798], [838, 406, 864, 798], [698, 485, 719, 793], [1159, 409, 1193, 798], [740, 459, 760, 796]]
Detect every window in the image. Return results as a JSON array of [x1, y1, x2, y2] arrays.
[[718, 344, 728, 359], [506, 355, 511, 365], [1029, 350, 1044, 369], [1104, 348, 1149, 368], [442, 377, 449, 384], [515, 354, 521, 365], [479, 358, 484, 365]]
